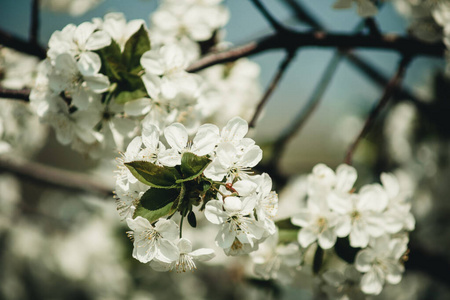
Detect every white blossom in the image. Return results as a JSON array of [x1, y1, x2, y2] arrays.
[[355, 235, 408, 295], [126, 217, 180, 264], [150, 238, 215, 272]]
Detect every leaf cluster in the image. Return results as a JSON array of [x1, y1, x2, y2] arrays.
[[96, 25, 150, 104], [125, 152, 216, 224]]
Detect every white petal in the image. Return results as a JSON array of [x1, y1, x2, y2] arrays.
[[192, 124, 220, 156], [205, 200, 227, 224], [335, 164, 357, 192], [216, 223, 235, 248], [177, 238, 193, 253], [360, 267, 385, 295], [203, 158, 228, 181], [224, 197, 242, 213], [380, 172, 400, 199], [190, 248, 215, 261], [355, 249, 375, 272], [221, 116, 248, 143], [318, 228, 336, 249], [85, 30, 112, 50], [358, 184, 388, 212], [298, 227, 317, 248], [141, 50, 164, 75], [124, 98, 152, 116], [291, 210, 312, 228], [238, 145, 262, 168], [164, 123, 188, 152], [158, 148, 181, 167], [156, 239, 180, 263], [77, 51, 102, 76], [155, 219, 179, 241]]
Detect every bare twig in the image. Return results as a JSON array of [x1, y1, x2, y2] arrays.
[[250, 0, 286, 32], [0, 87, 31, 101], [30, 0, 40, 45], [365, 17, 381, 37], [267, 51, 343, 170], [249, 49, 296, 128], [0, 155, 114, 197], [344, 55, 413, 165], [0, 29, 46, 59], [281, 0, 426, 104]]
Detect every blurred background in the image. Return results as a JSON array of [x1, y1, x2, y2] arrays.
[[1, 0, 449, 299]]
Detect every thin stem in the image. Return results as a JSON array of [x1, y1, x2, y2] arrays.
[[0, 29, 46, 59], [179, 215, 184, 238], [267, 51, 343, 170], [0, 87, 31, 101], [250, 0, 286, 32], [0, 155, 114, 197], [30, 0, 40, 45], [281, 0, 323, 30], [344, 55, 413, 165], [249, 49, 296, 129]]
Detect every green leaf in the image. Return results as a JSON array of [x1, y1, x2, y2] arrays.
[[122, 25, 151, 72], [125, 161, 181, 189], [134, 187, 183, 223], [114, 89, 147, 104], [187, 211, 197, 228], [176, 152, 211, 183], [96, 40, 125, 81]]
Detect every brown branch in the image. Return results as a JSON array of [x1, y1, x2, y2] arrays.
[[30, 0, 40, 45], [344, 56, 413, 165], [187, 30, 444, 73], [250, 0, 287, 32], [0, 155, 114, 197], [0, 29, 46, 59], [249, 50, 296, 128], [281, 0, 426, 105], [0, 87, 31, 101]]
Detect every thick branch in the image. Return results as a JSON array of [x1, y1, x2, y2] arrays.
[[249, 50, 296, 128], [0, 155, 114, 197], [0, 87, 31, 101], [187, 31, 444, 73], [344, 56, 412, 165], [0, 29, 46, 59]]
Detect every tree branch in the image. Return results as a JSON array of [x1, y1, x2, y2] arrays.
[[0, 155, 114, 197], [249, 49, 296, 128], [0, 29, 46, 59], [30, 0, 40, 45], [281, 0, 427, 105], [250, 0, 287, 32], [0, 87, 31, 101], [187, 30, 444, 73], [344, 55, 412, 165]]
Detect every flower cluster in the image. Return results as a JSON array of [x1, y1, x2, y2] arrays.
[[30, 0, 261, 159], [116, 116, 279, 271], [248, 163, 414, 297]]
